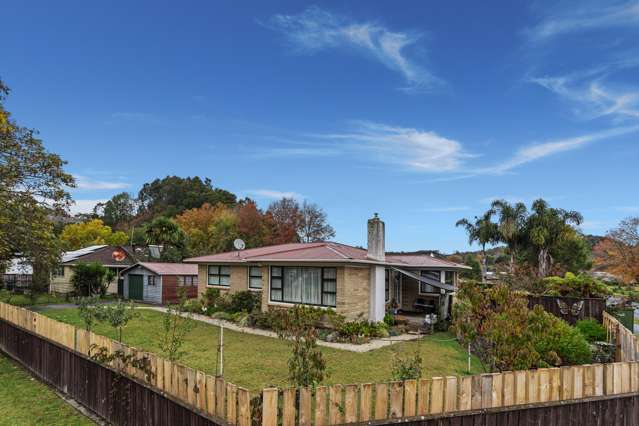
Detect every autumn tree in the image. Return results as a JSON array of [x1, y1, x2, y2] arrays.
[[60, 219, 129, 251], [0, 79, 74, 281], [594, 217, 639, 284], [267, 198, 303, 244], [236, 199, 271, 247], [176, 203, 237, 256], [299, 201, 335, 242]]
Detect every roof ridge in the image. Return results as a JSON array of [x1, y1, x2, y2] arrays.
[[325, 243, 352, 259]]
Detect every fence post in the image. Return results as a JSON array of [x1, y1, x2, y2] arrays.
[[359, 384, 372, 422], [262, 388, 278, 426], [299, 387, 312, 426], [282, 388, 296, 426]]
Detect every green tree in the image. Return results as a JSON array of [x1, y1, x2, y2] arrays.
[[137, 176, 236, 217], [491, 200, 527, 273], [0, 79, 74, 280], [60, 219, 129, 251], [76, 296, 103, 332], [524, 199, 583, 277], [70, 262, 112, 296], [98, 299, 137, 342], [159, 288, 195, 361], [145, 216, 186, 261], [456, 211, 500, 282], [94, 192, 137, 229]]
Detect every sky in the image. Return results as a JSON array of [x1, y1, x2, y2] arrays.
[[2, 1, 639, 252]]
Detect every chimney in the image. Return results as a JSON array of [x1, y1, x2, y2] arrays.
[[367, 213, 385, 261]]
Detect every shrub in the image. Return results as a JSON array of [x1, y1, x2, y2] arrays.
[[71, 262, 111, 296], [226, 291, 261, 313], [201, 288, 221, 312], [575, 318, 607, 343], [159, 289, 195, 361], [383, 312, 395, 327], [76, 296, 102, 332], [542, 272, 611, 298], [391, 350, 423, 381]]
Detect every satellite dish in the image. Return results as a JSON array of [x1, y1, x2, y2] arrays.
[[233, 239, 246, 250]]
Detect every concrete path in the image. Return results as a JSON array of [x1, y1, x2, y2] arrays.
[[138, 306, 422, 353]]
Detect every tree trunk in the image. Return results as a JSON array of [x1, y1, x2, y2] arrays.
[[481, 245, 487, 283], [538, 248, 550, 278], [509, 251, 515, 274]]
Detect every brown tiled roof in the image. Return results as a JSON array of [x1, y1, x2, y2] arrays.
[[122, 262, 198, 276], [62, 245, 135, 267], [184, 242, 469, 269]]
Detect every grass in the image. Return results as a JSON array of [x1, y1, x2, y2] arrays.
[[0, 290, 69, 307], [43, 308, 483, 392], [0, 353, 93, 426]]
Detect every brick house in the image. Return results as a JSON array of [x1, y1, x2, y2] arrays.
[[185, 215, 469, 321], [121, 262, 199, 304]]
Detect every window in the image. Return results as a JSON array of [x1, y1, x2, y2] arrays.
[[444, 271, 455, 285], [148, 275, 157, 286], [248, 266, 263, 289], [208, 265, 231, 286], [385, 269, 390, 302], [53, 265, 64, 278], [419, 270, 441, 294], [178, 275, 198, 287], [270, 267, 337, 307]]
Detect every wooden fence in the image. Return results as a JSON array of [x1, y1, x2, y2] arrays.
[[2, 301, 639, 426], [604, 311, 639, 362], [527, 295, 606, 325]]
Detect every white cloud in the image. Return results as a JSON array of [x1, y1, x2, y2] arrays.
[[530, 75, 639, 121], [74, 175, 130, 190], [251, 146, 340, 159], [317, 121, 471, 172], [476, 125, 639, 175], [527, 2, 639, 42], [69, 199, 107, 215], [245, 189, 303, 200], [266, 6, 442, 91]]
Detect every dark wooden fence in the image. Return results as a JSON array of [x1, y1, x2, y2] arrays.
[[0, 319, 221, 426], [528, 295, 606, 325], [401, 393, 639, 426]]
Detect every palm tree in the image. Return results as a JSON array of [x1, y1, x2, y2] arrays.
[[525, 199, 583, 277], [145, 216, 186, 256], [491, 200, 528, 273], [456, 210, 500, 282]]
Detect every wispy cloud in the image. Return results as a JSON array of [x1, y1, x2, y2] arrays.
[[530, 74, 639, 122], [74, 175, 130, 190], [317, 121, 471, 172], [265, 6, 443, 92], [245, 189, 303, 200], [69, 199, 107, 215], [476, 126, 639, 175], [251, 146, 340, 159], [527, 1, 639, 42]]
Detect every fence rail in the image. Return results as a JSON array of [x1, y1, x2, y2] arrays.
[[604, 311, 639, 362], [2, 301, 639, 426]]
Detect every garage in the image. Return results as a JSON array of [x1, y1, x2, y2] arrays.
[[121, 262, 198, 304]]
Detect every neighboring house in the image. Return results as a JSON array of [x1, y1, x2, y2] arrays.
[[50, 245, 136, 294], [121, 262, 198, 304], [1, 258, 33, 290], [185, 214, 469, 321]]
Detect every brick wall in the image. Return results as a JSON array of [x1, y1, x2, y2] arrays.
[[197, 264, 252, 297], [337, 266, 370, 320]]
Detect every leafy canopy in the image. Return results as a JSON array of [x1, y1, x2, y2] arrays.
[[60, 219, 129, 251]]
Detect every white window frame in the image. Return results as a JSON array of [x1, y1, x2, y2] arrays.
[[418, 270, 441, 295], [207, 265, 231, 287], [248, 266, 263, 290]]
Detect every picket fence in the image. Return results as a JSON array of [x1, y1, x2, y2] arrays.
[[2, 301, 639, 426]]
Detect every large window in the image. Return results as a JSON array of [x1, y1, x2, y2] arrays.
[[444, 271, 455, 286], [270, 267, 336, 307], [208, 265, 231, 286], [248, 266, 263, 289], [419, 270, 441, 294]]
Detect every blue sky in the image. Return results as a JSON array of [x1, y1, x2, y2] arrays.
[[3, 1, 639, 252]]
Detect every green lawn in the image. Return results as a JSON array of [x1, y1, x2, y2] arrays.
[[0, 353, 93, 426], [43, 308, 482, 392]]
